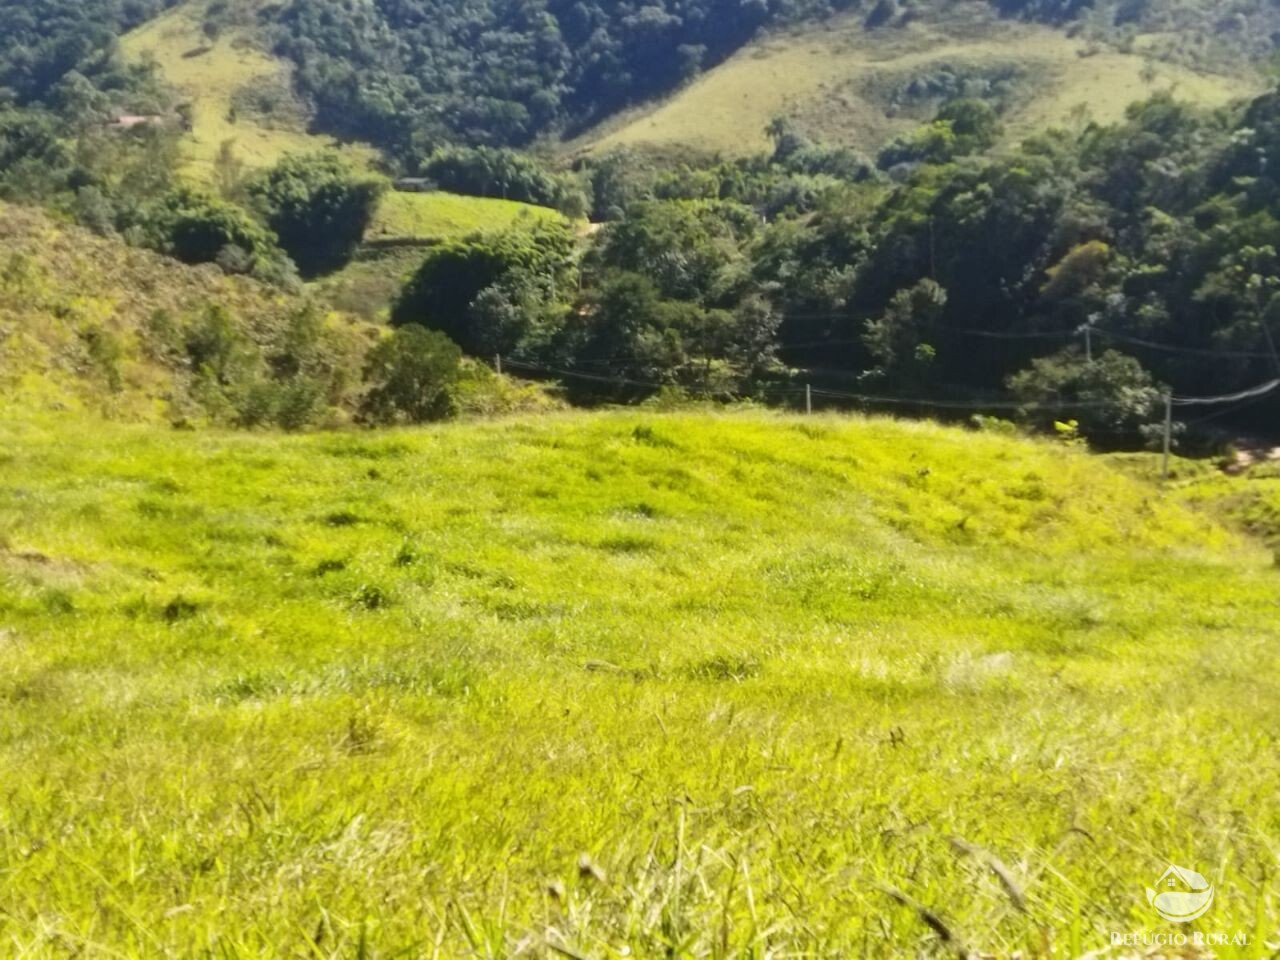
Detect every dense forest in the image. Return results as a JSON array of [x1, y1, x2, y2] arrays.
[[380, 92, 1280, 443], [0, 0, 175, 105], [4, 0, 1280, 444], [267, 0, 840, 152], [266, 0, 1280, 155]]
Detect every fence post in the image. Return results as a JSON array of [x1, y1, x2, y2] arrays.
[[1161, 392, 1173, 481]]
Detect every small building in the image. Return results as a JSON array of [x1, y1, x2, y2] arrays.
[[107, 114, 166, 131], [393, 178, 437, 193]]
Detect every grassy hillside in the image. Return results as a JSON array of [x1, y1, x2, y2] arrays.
[[2, 407, 1278, 955], [118, 2, 377, 177], [0, 201, 376, 422], [1114, 452, 1280, 552], [119, 2, 562, 247], [368, 191, 565, 242], [575, 12, 1258, 157]]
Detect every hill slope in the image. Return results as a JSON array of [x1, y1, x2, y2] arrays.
[[0, 201, 375, 422], [576, 13, 1258, 157], [119, 2, 566, 247], [118, 2, 377, 178], [2, 407, 1278, 954]]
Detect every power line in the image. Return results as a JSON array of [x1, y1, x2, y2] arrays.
[[505, 358, 1280, 429], [806, 386, 1115, 412], [1171, 378, 1280, 407], [560, 321, 1276, 368], [1091, 329, 1276, 359], [1182, 389, 1276, 427], [503, 358, 1135, 413]]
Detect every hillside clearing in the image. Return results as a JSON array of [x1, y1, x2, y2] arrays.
[[119, 4, 561, 248], [317, 194, 569, 319], [118, 3, 377, 179], [575, 13, 1258, 158], [1, 408, 1278, 955], [368, 191, 566, 242]]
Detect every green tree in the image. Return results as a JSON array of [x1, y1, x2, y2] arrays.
[[249, 152, 384, 277], [360, 325, 462, 423], [1007, 348, 1164, 444], [392, 221, 577, 354], [862, 279, 947, 385], [142, 186, 280, 269], [936, 99, 1002, 154]]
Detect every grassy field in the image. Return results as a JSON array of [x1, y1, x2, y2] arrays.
[[574, 13, 1257, 158], [119, 3, 561, 248], [2, 407, 1279, 956], [368, 192, 565, 242], [118, 3, 377, 179]]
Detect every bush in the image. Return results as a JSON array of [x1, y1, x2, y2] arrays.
[[1007, 348, 1165, 445], [249, 152, 384, 277], [360, 325, 462, 424], [391, 221, 577, 355], [144, 187, 281, 268]]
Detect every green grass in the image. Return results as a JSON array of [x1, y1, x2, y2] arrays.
[[369, 192, 565, 242], [120, 2, 562, 250], [573, 13, 1258, 158], [119, 2, 377, 179], [1113, 453, 1280, 551], [2, 407, 1280, 956]]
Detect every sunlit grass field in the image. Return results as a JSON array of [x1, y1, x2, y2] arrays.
[[368, 193, 565, 243], [2, 409, 1279, 957], [119, 3, 377, 178], [576, 14, 1255, 158]]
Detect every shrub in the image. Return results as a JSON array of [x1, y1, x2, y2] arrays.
[[248, 152, 384, 277], [360, 325, 462, 424], [391, 221, 576, 355], [142, 187, 280, 268], [1007, 348, 1165, 445]]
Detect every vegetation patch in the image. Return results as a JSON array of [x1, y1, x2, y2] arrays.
[[0, 408, 1274, 954]]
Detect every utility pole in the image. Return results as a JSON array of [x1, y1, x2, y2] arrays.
[[1161, 392, 1173, 481], [805, 383, 812, 416], [1080, 320, 1094, 363]]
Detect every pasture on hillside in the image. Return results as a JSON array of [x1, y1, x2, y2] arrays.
[[119, 4, 564, 252], [576, 14, 1255, 158], [1, 409, 1278, 956], [118, 3, 376, 178]]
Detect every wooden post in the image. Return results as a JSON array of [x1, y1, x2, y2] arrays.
[[1161, 392, 1173, 481], [805, 384, 812, 416], [495, 354, 503, 375]]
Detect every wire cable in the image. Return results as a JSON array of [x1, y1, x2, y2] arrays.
[[1172, 378, 1280, 407], [1091, 329, 1275, 359]]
